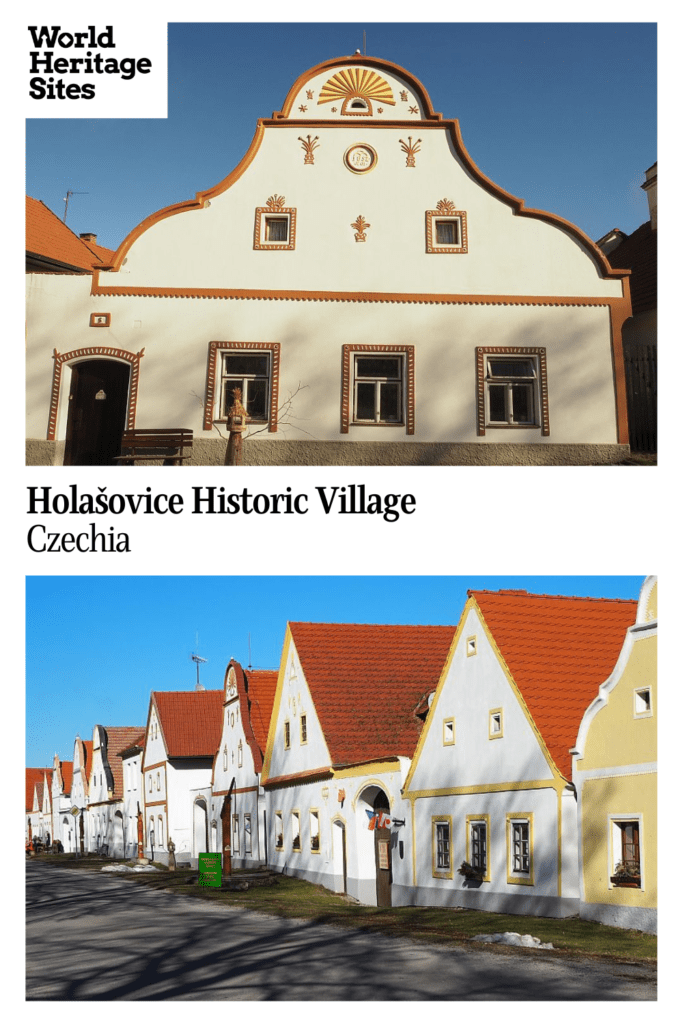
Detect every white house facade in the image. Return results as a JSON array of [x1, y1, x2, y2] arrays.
[[261, 621, 455, 906], [142, 689, 223, 867], [26, 54, 631, 467], [402, 589, 638, 918], [210, 659, 278, 871]]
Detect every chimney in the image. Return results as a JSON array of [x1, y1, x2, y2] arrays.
[[641, 163, 657, 230], [80, 232, 97, 243]]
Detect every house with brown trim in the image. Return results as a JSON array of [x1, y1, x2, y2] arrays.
[[87, 725, 145, 857], [26, 54, 632, 466], [26, 768, 51, 844], [401, 589, 637, 918], [142, 689, 223, 866], [69, 735, 93, 854], [260, 621, 455, 905], [211, 659, 278, 871], [50, 755, 73, 852], [118, 732, 146, 860]]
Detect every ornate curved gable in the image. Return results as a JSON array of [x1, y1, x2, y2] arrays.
[[275, 55, 437, 121]]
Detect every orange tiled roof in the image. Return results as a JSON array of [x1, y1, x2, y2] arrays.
[[101, 727, 145, 799], [288, 622, 456, 764], [26, 768, 50, 812], [470, 590, 638, 779], [154, 690, 224, 758], [244, 669, 279, 759], [58, 760, 73, 795], [26, 196, 114, 272]]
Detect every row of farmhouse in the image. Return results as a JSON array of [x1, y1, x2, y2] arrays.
[[26, 53, 655, 466], [28, 578, 657, 934]]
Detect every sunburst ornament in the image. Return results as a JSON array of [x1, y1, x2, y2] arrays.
[[318, 68, 395, 115]]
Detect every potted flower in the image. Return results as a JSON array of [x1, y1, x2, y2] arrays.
[[458, 860, 484, 881], [311, 835, 320, 851], [610, 860, 641, 887]]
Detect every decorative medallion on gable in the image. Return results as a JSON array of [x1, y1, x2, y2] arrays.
[[318, 68, 395, 115]]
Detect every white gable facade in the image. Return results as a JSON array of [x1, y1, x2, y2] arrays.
[[211, 662, 266, 870], [27, 55, 630, 467], [401, 601, 579, 917], [262, 629, 409, 906]]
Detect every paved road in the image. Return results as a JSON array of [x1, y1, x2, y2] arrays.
[[26, 863, 656, 1000]]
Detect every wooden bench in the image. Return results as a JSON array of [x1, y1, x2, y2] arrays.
[[114, 428, 193, 465]]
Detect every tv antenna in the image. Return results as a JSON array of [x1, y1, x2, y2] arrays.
[[191, 634, 207, 689], [63, 190, 89, 224]]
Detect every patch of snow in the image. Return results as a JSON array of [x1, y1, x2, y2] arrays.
[[472, 931, 554, 949], [100, 864, 159, 873]]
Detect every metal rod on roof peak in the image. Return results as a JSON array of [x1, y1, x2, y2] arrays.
[[62, 190, 88, 224]]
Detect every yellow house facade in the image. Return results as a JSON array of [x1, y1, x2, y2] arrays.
[[571, 576, 657, 933]]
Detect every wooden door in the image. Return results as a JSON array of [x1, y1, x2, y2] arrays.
[[374, 825, 392, 907], [64, 359, 130, 465]]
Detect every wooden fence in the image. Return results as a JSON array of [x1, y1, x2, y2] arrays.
[[624, 344, 657, 453]]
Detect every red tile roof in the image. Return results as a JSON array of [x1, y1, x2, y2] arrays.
[[153, 690, 224, 758], [26, 196, 114, 272], [101, 727, 145, 799], [54, 760, 73, 795], [26, 768, 50, 812], [244, 669, 279, 760], [470, 590, 637, 779], [288, 622, 456, 765]]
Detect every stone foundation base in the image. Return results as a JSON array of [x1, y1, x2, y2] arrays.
[[392, 883, 580, 919], [27, 438, 631, 467], [579, 900, 657, 935]]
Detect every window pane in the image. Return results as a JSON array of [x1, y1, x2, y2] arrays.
[[355, 381, 376, 420], [488, 359, 535, 378], [511, 384, 532, 423], [224, 355, 268, 376], [436, 220, 458, 245], [488, 384, 506, 421], [247, 378, 267, 419], [266, 217, 288, 241], [379, 381, 401, 422], [356, 357, 401, 379]]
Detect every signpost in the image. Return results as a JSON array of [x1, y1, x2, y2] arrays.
[[198, 853, 222, 887]]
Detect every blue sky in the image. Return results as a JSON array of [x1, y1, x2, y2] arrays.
[[26, 575, 645, 768], [25, 22, 656, 252]]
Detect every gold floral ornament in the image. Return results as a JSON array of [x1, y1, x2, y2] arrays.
[[436, 198, 457, 215], [306, 89, 314, 99], [399, 136, 422, 168], [266, 195, 287, 211], [400, 90, 408, 101], [298, 135, 320, 165], [299, 104, 308, 112], [351, 215, 370, 242]]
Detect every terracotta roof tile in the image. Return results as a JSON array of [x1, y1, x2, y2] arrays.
[[26, 768, 50, 812], [26, 196, 114, 272], [153, 690, 224, 758], [289, 622, 456, 764], [470, 590, 637, 779], [58, 761, 73, 795], [102, 727, 145, 799], [244, 669, 279, 759]]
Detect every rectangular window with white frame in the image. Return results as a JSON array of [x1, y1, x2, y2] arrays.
[[506, 814, 533, 884], [443, 718, 455, 746], [232, 814, 240, 854], [633, 687, 653, 718], [476, 347, 549, 436], [341, 345, 415, 434], [244, 813, 252, 855], [291, 810, 301, 852], [466, 815, 490, 881], [220, 352, 271, 423], [610, 817, 642, 888], [432, 816, 453, 879], [310, 809, 320, 853], [275, 811, 283, 851]]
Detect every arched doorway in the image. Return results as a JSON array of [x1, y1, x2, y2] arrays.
[[193, 798, 209, 862], [64, 358, 130, 465], [357, 785, 393, 907], [332, 819, 347, 894]]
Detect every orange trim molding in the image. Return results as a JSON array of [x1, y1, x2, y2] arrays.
[[48, 346, 143, 441]]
